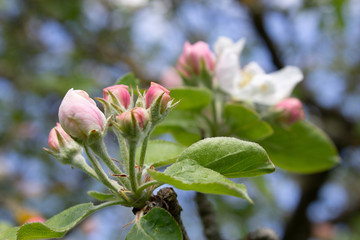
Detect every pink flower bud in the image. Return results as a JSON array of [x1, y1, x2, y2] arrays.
[[26, 216, 46, 223], [145, 82, 171, 113], [275, 98, 305, 124], [48, 123, 72, 152], [116, 107, 148, 135], [176, 41, 215, 77], [132, 107, 148, 129], [161, 68, 183, 88], [103, 84, 131, 109], [59, 89, 106, 141]]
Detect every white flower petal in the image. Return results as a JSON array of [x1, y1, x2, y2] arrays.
[[214, 37, 245, 57], [216, 51, 240, 94], [267, 66, 303, 104], [241, 74, 275, 105], [243, 62, 265, 75], [214, 36, 233, 56]]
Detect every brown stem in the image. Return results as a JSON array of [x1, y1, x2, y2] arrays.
[[195, 192, 223, 240], [157, 188, 190, 240], [133, 187, 190, 240], [282, 171, 330, 240], [244, 228, 280, 240], [238, 2, 354, 240]]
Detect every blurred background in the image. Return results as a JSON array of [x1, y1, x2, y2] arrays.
[[0, 0, 359, 239]]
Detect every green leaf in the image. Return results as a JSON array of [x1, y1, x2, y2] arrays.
[[15, 202, 119, 240], [115, 72, 140, 87], [170, 87, 213, 111], [0, 221, 12, 234], [258, 121, 340, 173], [17, 223, 64, 240], [224, 104, 273, 141], [156, 110, 202, 132], [171, 130, 202, 147], [126, 208, 182, 240], [148, 159, 253, 202], [153, 110, 203, 146], [136, 140, 187, 167], [0, 227, 18, 240], [332, 0, 346, 28], [178, 137, 275, 178], [87, 191, 115, 201]]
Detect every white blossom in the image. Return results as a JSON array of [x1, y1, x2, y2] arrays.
[[214, 37, 303, 105]]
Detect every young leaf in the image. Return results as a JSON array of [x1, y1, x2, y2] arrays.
[[0, 227, 18, 240], [224, 104, 273, 141], [136, 140, 187, 167], [17, 223, 65, 240], [170, 87, 213, 110], [115, 72, 140, 87], [126, 208, 182, 240], [148, 159, 253, 203], [153, 110, 203, 146], [258, 121, 340, 173], [0, 221, 12, 235], [155, 110, 203, 133], [15, 201, 121, 240], [88, 191, 115, 201], [178, 137, 275, 178]]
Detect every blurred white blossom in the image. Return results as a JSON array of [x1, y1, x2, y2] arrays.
[[214, 36, 303, 105], [111, 0, 148, 8]]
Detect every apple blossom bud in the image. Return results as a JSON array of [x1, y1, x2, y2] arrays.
[[176, 41, 215, 77], [103, 84, 131, 110], [275, 98, 305, 124], [161, 68, 183, 88], [116, 107, 148, 136], [145, 82, 171, 113], [48, 123, 71, 152], [45, 123, 84, 165], [59, 89, 106, 142], [26, 216, 46, 223]]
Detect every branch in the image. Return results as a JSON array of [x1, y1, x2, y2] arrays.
[[245, 2, 284, 69], [282, 171, 330, 240], [244, 228, 280, 240], [237, 2, 354, 240], [133, 187, 190, 240], [195, 192, 223, 240]]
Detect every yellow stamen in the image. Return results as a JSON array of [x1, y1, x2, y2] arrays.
[[239, 72, 253, 88]]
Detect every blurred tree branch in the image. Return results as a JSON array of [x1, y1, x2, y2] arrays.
[[238, 0, 359, 239]]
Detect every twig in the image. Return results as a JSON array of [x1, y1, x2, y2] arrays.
[[195, 192, 223, 240], [244, 228, 280, 240], [157, 188, 190, 240], [132, 187, 190, 240]]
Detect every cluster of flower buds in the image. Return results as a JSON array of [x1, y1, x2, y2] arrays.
[[102, 84, 131, 117], [176, 41, 215, 86], [274, 98, 305, 124], [113, 82, 175, 139], [174, 37, 305, 125], [44, 81, 176, 206], [46, 81, 176, 164]]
